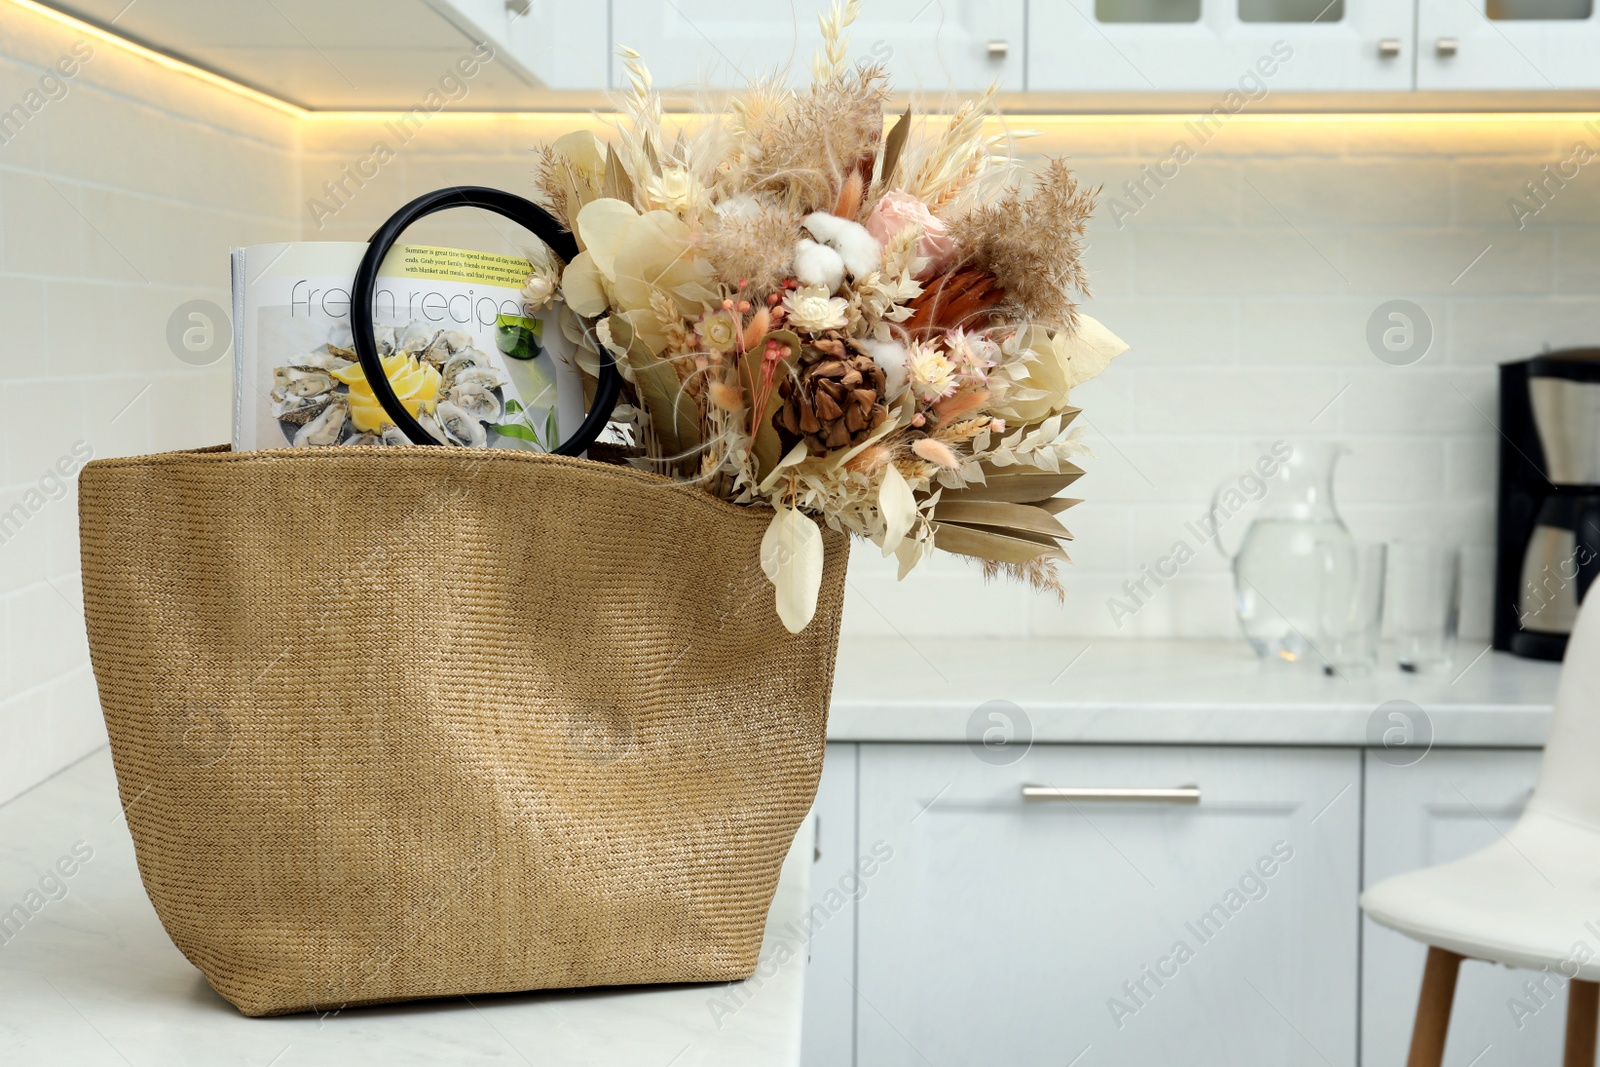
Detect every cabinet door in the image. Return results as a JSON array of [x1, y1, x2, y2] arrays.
[[1417, 0, 1600, 89], [1362, 749, 1559, 1066], [802, 743, 859, 1067], [1028, 0, 1412, 91], [607, 0, 1025, 91], [436, 0, 609, 89], [856, 744, 1361, 1067]]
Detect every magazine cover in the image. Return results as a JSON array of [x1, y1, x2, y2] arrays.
[[231, 242, 582, 451]]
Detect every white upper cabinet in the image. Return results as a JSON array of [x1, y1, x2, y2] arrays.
[[607, 0, 1026, 92], [1029, 0, 1415, 90], [435, 0, 610, 89], [1417, 0, 1600, 89]]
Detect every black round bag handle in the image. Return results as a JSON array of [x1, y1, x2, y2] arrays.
[[350, 186, 620, 455]]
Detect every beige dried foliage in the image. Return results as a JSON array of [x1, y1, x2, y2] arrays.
[[982, 556, 1066, 599], [900, 87, 997, 210], [949, 158, 1097, 331], [741, 65, 889, 213], [813, 0, 863, 82], [697, 196, 802, 297], [724, 77, 795, 188], [531, 144, 576, 231], [616, 47, 665, 194]]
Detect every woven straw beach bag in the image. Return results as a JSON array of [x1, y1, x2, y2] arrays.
[[78, 444, 848, 1016]]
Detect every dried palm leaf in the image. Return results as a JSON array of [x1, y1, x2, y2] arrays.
[[933, 522, 1065, 565], [901, 266, 1007, 337]]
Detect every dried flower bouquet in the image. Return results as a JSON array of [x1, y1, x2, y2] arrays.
[[527, 0, 1127, 632]]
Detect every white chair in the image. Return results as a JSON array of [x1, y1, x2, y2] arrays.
[[1362, 594, 1600, 1067]]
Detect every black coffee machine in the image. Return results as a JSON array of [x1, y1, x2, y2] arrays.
[[1495, 349, 1600, 660]]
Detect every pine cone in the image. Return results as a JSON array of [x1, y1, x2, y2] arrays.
[[775, 342, 889, 453], [903, 266, 1007, 337]]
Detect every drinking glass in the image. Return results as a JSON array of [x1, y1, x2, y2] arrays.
[[1316, 540, 1387, 676], [1389, 542, 1461, 672]]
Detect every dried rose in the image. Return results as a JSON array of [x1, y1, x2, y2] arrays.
[[866, 191, 958, 277]]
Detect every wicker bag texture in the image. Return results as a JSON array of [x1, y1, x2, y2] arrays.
[[78, 444, 847, 1016]]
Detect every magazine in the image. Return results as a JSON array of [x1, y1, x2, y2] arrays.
[[231, 242, 583, 451]]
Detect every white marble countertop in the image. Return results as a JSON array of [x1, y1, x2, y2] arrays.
[[828, 638, 1564, 748], [0, 750, 813, 1066]]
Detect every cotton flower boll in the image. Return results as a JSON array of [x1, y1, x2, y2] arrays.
[[802, 212, 882, 279], [860, 339, 908, 398], [794, 238, 846, 293]]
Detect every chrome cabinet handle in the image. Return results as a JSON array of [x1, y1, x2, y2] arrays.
[[1377, 38, 1402, 59], [1436, 37, 1459, 57], [1023, 784, 1201, 804], [986, 39, 1009, 61]]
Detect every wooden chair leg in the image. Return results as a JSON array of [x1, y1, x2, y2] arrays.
[[1566, 979, 1599, 1067], [1407, 947, 1464, 1067]]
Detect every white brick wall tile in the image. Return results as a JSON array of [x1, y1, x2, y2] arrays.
[[1554, 226, 1600, 295], [0, 690, 54, 806], [0, 276, 49, 380], [1030, 571, 1238, 639], [1338, 368, 1498, 436], [1093, 159, 1241, 228], [1341, 227, 1551, 296], [1136, 228, 1350, 295], [1080, 222, 1136, 298], [0, 490, 52, 597], [1134, 367, 1346, 433], [1092, 297, 1237, 366], [1240, 298, 1434, 367], [1335, 437, 1447, 504], [0, 171, 87, 278], [1447, 297, 1600, 363], [1242, 160, 1452, 228], [1072, 435, 1241, 506], [0, 59, 48, 169], [840, 562, 1033, 640], [5, 581, 86, 696], [48, 664, 106, 775], [1455, 159, 1600, 228], [1445, 436, 1499, 498]]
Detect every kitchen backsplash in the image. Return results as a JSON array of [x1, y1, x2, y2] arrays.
[[5, 12, 1600, 801], [0, 14, 298, 802]]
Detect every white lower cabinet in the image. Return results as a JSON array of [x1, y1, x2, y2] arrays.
[[851, 743, 1362, 1066], [801, 742, 1551, 1067], [1361, 749, 1553, 1067], [801, 743, 860, 1067]]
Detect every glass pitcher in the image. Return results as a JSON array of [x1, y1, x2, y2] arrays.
[[1212, 441, 1357, 664]]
